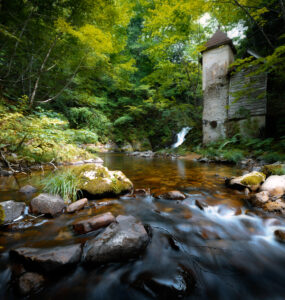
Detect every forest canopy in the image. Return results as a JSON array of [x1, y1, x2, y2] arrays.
[[0, 0, 284, 153]]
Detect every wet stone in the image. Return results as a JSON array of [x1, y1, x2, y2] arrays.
[[250, 191, 270, 207], [132, 265, 196, 299], [0, 200, 25, 224], [10, 244, 82, 273], [83, 215, 149, 264], [67, 198, 88, 213], [19, 185, 37, 194], [195, 199, 208, 210], [133, 188, 151, 196], [159, 191, 186, 200], [274, 229, 285, 243], [18, 272, 44, 295], [30, 193, 66, 217], [73, 212, 115, 234], [263, 199, 285, 214]]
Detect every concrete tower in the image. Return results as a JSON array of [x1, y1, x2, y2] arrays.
[[201, 30, 236, 144]]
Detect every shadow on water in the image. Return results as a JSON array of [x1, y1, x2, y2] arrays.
[[1, 153, 285, 299]]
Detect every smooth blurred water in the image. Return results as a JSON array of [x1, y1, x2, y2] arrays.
[[1, 154, 285, 299]]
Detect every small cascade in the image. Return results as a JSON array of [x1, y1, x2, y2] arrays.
[[172, 127, 192, 148]]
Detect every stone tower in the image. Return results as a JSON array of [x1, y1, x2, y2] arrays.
[[201, 30, 236, 144]]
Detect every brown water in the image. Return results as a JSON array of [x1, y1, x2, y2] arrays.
[[1, 153, 285, 300]]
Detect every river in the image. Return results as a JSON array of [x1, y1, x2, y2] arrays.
[[1, 154, 285, 299]]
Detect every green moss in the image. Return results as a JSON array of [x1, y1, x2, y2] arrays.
[[0, 205, 5, 225], [262, 164, 285, 176], [73, 164, 133, 196], [240, 172, 266, 186]]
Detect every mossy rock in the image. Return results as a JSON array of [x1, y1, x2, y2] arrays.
[[262, 164, 285, 177], [240, 172, 266, 186], [73, 164, 133, 197], [227, 171, 266, 190], [0, 205, 5, 225]]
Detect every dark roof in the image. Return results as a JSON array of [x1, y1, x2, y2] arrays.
[[201, 29, 236, 54]]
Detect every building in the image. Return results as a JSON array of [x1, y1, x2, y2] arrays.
[[201, 29, 267, 144]]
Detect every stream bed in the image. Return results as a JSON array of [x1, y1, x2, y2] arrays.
[[1, 153, 285, 299]]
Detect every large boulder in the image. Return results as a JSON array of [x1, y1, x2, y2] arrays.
[[225, 171, 266, 191], [10, 244, 82, 273], [263, 199, 285, 214], [83, 215, 149, 264], [73, 164, 133, 197], [0, 200, 25, 224], [73, 212, 115, 234], [30, 193, 66, 217], [260, 175, 285, 197]]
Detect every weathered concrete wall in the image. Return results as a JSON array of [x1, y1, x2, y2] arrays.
[[202, 45, 235, 144], [228, 67, 267, 120]]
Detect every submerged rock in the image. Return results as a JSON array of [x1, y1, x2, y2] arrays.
[[73, 164, 133, 197], [260, 175, 285, 198], [83, 215, 149, 264], [18, 272, 45, 295], [159, 191, 186, 200], [10, 244, 82, 273], [0, 200, 25, 224], [30, 193, 66, 217], [225, 171, 266, 191], [132, 265, 196, 299], [67, 198, 88, 213], [19, 185, 37, 194], [73, 212, 115, 234]]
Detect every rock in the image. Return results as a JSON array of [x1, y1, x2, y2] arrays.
[[120, 142, 133, 153], [159, 191, 186, 200], [30, 193, 66, 217], [133, 189, 151, 196], [10, 244, 82, 273], [274, 229, 285, 243], [73, 164, 133, 197], [195, 199, 208, 210], [67, 198, 88, 213], [104, 142, 119, 152], [0, 170, 13, 177], [260, 175, 285, 197], [131, 139, 152, 152], [262, 164, 285, 176], [18, 272, 44, 295], [0, 200, 25, 224], [132, 265, 196, 299], [250, 191, 270, 207], [19, 185, 37, 194], [73, 212, 115, 234], [84, 157, 104, 164], [225, 171, 266, 191], [263, 199, 285, 214], [83, 215, 149, 264]]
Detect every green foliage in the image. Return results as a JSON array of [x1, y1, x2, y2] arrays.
[[42, 170, 82, 202]]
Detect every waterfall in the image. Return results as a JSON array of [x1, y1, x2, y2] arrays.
[[172, 127, 192, 148]]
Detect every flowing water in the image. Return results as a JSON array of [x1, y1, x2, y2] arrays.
[[1, 154, 285, 300], [172, 127, 192, 148]]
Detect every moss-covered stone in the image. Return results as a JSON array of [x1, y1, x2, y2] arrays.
[[0, 205, 5, 225], [226, 171, 266, 191], [73, 164, 133, 197], [262, 164, 285, 177], [240, 172, 266, 186]]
